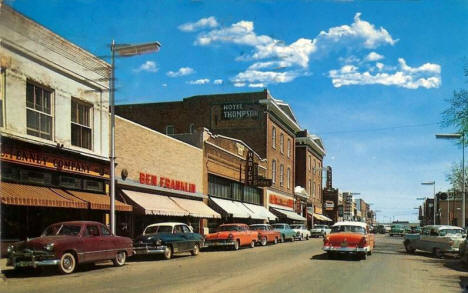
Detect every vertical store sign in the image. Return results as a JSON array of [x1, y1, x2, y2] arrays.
[[246, 150, 254, 185]]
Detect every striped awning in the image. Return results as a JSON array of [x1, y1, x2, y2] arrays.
[[122, 190, 188, 216], [242, 202, 278, 221], [0, 182, 87, 209], [170, 196, 221, 219], [210, 197, 252, 218], [271, 207, 306, 222], [66, 190, 132, 212]]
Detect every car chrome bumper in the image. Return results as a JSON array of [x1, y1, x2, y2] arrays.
[[323, 246, 370, 253], [204, 240, 236, 247], [7, 251, 59, 268], [133, 245, 167, 255]]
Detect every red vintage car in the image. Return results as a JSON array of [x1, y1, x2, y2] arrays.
[[249, 224, 281, 246], [323, 221, 375, 260], [204, 223, 258, 250], [7, 221, 134, 274]]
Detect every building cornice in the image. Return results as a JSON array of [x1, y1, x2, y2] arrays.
[[259, 99, 301, 133]]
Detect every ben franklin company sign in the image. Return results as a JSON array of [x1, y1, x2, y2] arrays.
[[222, 103, 259, 120]]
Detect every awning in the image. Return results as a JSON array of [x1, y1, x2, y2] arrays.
[[312, 213, 333, 222], [66, 190, 132, 212], [122, 190, 188, 216], [271, 207, 306, 221], [0, 182, 87, 209], [210, 197, 252, 218], [243, 202, 278, 221], [170, 197, 221, 219]]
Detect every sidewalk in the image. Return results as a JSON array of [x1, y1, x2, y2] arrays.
[[0, 258, 7, 281]]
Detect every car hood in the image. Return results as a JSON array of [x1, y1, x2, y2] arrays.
[[13, 236, 74, 251]]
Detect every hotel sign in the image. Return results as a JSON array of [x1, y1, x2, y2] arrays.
[[222, 103, 259, 120], [0, 143, 109, 178]]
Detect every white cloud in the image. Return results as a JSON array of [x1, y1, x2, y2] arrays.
[[328, 58, 441, 89], [133, 61, 158, 73], [317, 13, 397, 49], [248, 83, 265, 88], [183, 13, 399, 86], [213, 79, 223, 85], [178, 16, 218, 32], [233, 82, 246, 87], [167, 67, 195, 77], [162, 83, 167, 87], [188, 79, 210, 85], [365, 52, 384, 62]]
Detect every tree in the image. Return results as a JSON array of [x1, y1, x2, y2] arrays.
[[446, 162, 468, 197], [441, 64, 468, 144]]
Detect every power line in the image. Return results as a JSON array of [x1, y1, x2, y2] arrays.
[[319, 122, 439, 135]]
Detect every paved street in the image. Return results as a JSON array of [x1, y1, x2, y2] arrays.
[[1, 234, 467, 293]]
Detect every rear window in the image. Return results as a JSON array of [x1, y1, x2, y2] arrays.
[[331, 225, 366, 234], [217, 225, 242, 232], [43, 224, 81, 236], [144, 225, 173, 235]]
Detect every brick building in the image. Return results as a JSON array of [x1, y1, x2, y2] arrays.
[[295, 130, 326, 227], [116, 89, 306, 223], [322, 166, 343, 223]]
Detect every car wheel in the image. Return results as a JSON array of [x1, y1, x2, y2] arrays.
[[163, 246, 173, 260], [58, 252, 76, 274], [191, 244, 200, 256], [404, 241, 415, 254], [433, 247, 442, 258], [306, 235, 310, 240], [250, 240, 255, 248], [280, 235, 285, 243], [291, 236, 295, 242], [233, 240, 240, 250], [360, 252, 367, 260], [274, 237, 278, 244], [113, 251, 126, 267], [260, 237, 267, 246], [300, 234, 304, 241]]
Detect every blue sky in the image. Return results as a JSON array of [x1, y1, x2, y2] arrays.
[[8, 0, 468, 222]]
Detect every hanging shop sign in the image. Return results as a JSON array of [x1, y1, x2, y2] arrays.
[[0, 142, 109, 178], [245, 150, 272, 187], [222, 103, 259, 120], [269, 194, 294, 208], [324, 200, 335, 210], [139, 172, 196, 193]]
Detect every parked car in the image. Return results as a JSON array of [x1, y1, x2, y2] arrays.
[[311, 224, 331, 238], [389, 224, 406, 237], [376, 225, 386, 234], [403, 225, 466, 258], [249, 224, 281, 246], [6, 221, 133, 274], [204, 223, 258, 250], [271, 223, 296, 242], [290, 224, 311, 240], [323, 221, 375, 260], [133, 222, 203, 260]]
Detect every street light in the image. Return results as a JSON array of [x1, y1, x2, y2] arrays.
[[109, 40, 161, 234], [421, 181, 435, 225], [436, 133, 465, 227]]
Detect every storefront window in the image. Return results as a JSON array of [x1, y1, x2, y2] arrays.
[[209, 174, 262, 204], [208, 175, 231, 199], [59, 175, 82, 189], [232, 182, 242, 201], [1, 164, 19, 182], [244, 186, 261, 205], [20, 169, 52, 185], [0, 68, 4, 128], [83, 179, 104, 193]]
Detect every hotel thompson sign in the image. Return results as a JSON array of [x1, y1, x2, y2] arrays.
[[222, 103, 259, 120]]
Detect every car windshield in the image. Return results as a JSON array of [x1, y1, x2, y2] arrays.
[[331, 225, 366, 234], [144, 225, 173, 234], [43, 224, 81, 236], [272, 225, 286, 229], [217, 225, 242, 232], [249, 225, 267, 231], [441, 229, 464, 235], [314, 225, 327, 229]]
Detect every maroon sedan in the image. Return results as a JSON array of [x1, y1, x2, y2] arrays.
[[7, 221, 133, 274]]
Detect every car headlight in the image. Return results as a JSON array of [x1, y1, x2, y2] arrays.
[[228, 233, 233, 239], [44, 243, 55, 251], [154, 239, 162, 246], [7, 245, 14, 253]]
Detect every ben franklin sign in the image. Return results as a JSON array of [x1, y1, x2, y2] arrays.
[[222, 103, 258, 120]]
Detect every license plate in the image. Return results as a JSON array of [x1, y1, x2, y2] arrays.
[[341, 242, 348, 247]]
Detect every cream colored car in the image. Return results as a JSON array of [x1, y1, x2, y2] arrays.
[[404, 225, 465, 258]]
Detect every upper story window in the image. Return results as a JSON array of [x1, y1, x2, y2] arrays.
[[279, 164, 284, 187], [166, 125, 175, 135], [287, 139, 291, 158], [26, 82, 53, 140], [308, 179, 312, 195], [308, 155, 311, 171], [313, 159, 317, 174], [287, 167, 291, 189], [0, 68, 4, 128], [71, 99, 92, 150], [280, 133, 284, 154], [189, 123, 195, 133], [272, 160, 276, 184], [272, 126, 276, 149]]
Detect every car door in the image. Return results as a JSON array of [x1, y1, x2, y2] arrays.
[[173, 225, 188, 252], [100, 224, 117, 260], [82, 224, 103, 262], [181, 224, 196, 251]]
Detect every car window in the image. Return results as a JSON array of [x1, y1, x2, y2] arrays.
[[174, 225, 183, 233], [144, 226, 158, 235], [331, 225, 366, 234], [43, 224, 82, 236], [101, 225, 112, 236], [217, 225, 240, 232], [441, 229, 464, 235], [158, 226, 173, 233], [181, 225, 191, 233], [86, 225, 100, 237]]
